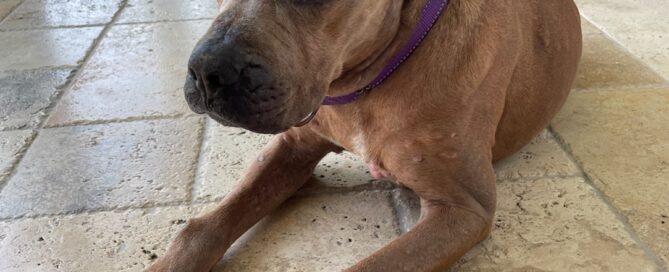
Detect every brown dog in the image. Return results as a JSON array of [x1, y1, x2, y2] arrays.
[[148, 0, 582, 271]]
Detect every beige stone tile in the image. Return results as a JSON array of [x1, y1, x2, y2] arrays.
[[310, 151, 376, 188], [450, 177, 659, 271], [0, 130, 34, 181], [0, 0, 21, 20], [0, 118, 203, 218], [552, 88, 669, 264], [47, 21, 209, 126], [574, 34, 665, 90], [0, 191, 398, 272], [494, 130, 580, 181], [0, 27, 103, 71], [118, 0, 217, 24], [193, 121, 272, 201], [0, 0, 122, 30], [0, 204, 214, 272], [195, 120, 382, 201], [576, 0, 669, 79], [581, 17, 600, 36], [0, 69, 71, 130], [215, 191, 399, 271]]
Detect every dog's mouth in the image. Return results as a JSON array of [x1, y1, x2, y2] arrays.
[[184, 76, 320, 134]]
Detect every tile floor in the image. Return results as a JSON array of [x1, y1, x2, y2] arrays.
[[0, 1, 667, 271]]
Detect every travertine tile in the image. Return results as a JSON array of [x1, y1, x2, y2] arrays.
[[494, 130, 580, 181], [576, 0, 669, 79], [215, 191, 399, 271], [0, 0, 21, 20], [552, 88, 669, 264], [195, 120, 387, 201], [193, 121, 272, 201], [0, 0, 122, 30], [0, 130, 34, 181], [47, 21, 209, 126], [118, 0, 217, 24], [0, 69, 71, 130], [310, 151, 376, 188], [0, 192, 398, 272], [0, 27, 103, 71], [394, 177, 659, 271], [581, 17, 600, 36], [452, 177, 659, 271], [574, 34, 665, 90], [0, 118, 203, 218], [0, 204, 215, 272]]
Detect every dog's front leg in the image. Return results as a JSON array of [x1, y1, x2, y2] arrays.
[[146, 129, 337, 272], [347, 149, 496, 272]]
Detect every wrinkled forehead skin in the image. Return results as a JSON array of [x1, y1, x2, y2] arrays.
[[210, 0, 402, 87]]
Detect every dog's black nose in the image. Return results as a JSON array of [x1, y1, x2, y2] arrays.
[[187, 42, 271, 108]]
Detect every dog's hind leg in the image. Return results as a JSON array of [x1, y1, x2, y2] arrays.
[[146, 129, 337, 272], [346, 147, 497, 272]]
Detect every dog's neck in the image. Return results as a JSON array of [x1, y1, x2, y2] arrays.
[[327, 0, 426, 97]]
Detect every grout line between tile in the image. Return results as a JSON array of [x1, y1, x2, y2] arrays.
[[188, 118, 210, 204], [37, 0, 129, 130], [43, 113, 196, 129], [0, 0, 130, 202], [0, 23, 107, 32], [113, 17, 214, 26], [572, 83, 669, 93], [0, 187, 406, 223], [547, 126, 667, 271], [0, 130, 37, 191], [0, 0, 27, 25], [0, 200, 195, 223]]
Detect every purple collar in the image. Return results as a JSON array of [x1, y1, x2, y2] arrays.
[[322, 0, 450, 106]]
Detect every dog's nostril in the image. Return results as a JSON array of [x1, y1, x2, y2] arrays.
[[188, 68, 197, 81], [206, 74, 223, 90]]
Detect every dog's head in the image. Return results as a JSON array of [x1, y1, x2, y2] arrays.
[[185, 0, 401, 133]]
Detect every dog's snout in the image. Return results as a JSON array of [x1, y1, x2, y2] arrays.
[[188, 43, 271, 108]]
